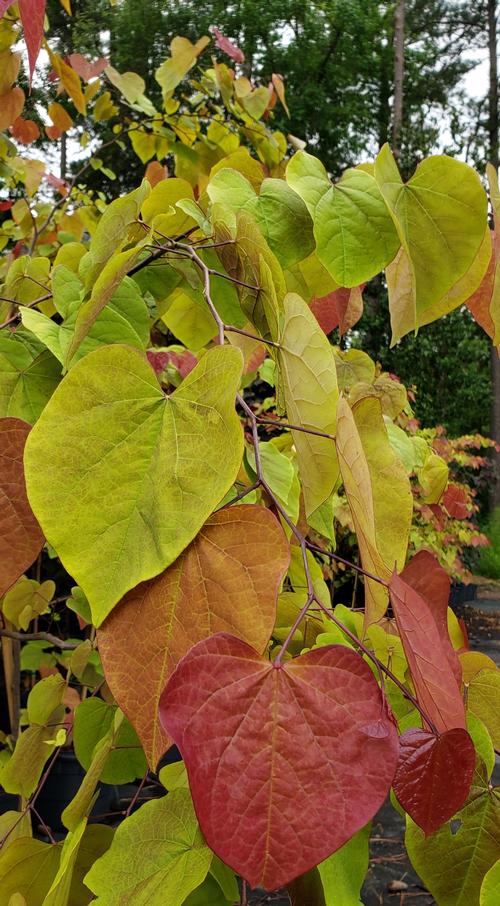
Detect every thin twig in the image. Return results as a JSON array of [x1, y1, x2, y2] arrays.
[[0, 629, 79, 650]]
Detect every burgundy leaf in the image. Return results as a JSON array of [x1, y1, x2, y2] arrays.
[[393, 727, 475, 835], [160, 633, 399, 890]]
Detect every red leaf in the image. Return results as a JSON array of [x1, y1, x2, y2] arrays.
[[160, 634, 399, 890], [67, 53, 108, 81], [393, 728, 475, 835], [211, 26, 245, 64], [310, 284, 364, 335], [19, 0, 46, 85], [0, 418, 44, 596], [400, 550, 460, 688], [442, 483, 470, 519], [389, 572, 466, 732], [0, 201, 13, 211], [465, 230, 497, 340]]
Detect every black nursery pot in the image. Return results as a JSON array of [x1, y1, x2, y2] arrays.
[[34, 749, 114, 832]]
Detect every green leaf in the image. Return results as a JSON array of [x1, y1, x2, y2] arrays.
[[0, 676, 66, 797], [375, 145, 488, 336], [24, 345, 244, 625], [2, 576, 55, 630], [73, 698, 147, 784], [208, 171, 315, 267], [467, 713, 495, 779], [158, 760, 188, 791], [314, 168, 400, 287], [285, 150, 331, 217], [0, 333, 61, 424], [82, 181, 150, 291], [62, 711, 124, 832], [0, 839, 60, 906], [481, 859, 500, 906], [277, 292, 339, 516], [22, 271, 150, 367], [68, 825, 114, 906], [467, 670, 500, 749], [4, 257, 50, 304], [84, 790, 212, 905], [0, 810, 32, 852], [317, 822, 371, 905], [406, 781, 500, 906], [43, 819, 87, 906], [161, 288, 217, 348]]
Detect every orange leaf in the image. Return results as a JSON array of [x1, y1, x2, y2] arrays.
[[0, 418, 44, 597], [10, 116, 40, 144], [0, 86, 25, 131], [98, 505, 290, 768], [144, 160, 168, 186]]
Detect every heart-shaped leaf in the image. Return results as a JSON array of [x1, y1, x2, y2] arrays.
[[98, 505, 290, 768], [24, 345, 244, 625], [393, 728, 475, 835], [0, 417, 44, 597], [159, 634, 399, 891]]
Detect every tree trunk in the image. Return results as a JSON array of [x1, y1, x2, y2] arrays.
[[392, 0, 405, 156], [488, 0, 500, 508]]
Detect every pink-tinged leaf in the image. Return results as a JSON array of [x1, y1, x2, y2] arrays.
[[67, 53, 108, 81], [160, 634, 399, 891], [19, 0, 46, 85], [146, 348, 197, 378], [310, 285, 364, 335], [211, 26, 245, 64], [389, 571, 466, 732], [0, 418, 44, 597], [442, 483, 469, 519], [393, 728, 475, 835], [46, 173, 69, 196], [400, 549, 460, 688], [0, 0, 16, 15]]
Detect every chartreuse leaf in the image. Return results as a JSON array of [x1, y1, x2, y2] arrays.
[[0, 675, 66, 798], [207, 170, 315, 267], [289, 823, 372, 905], [277, 292, 339, 518], [2, 576, 55, 630], [66, 181, 151, 362], [98, 505, 289, 767], [24, 345, 244, 626], [467, 714, 495, 778], [213, 208, 285, 341], [160, 634, 399, 891], [406, 780, 500, 906], [73, 698, 147, 783], [314, 168, 400, 287], [62, 711, 124, 833], [84, 790, 212, 905], [417, 452, 448, 503], [0, 333, 61, 423], [481, 859, 500, 906], [375, 145, 487, 340], [352, 397, 412, 625], [141, 177, 196, 236], [0, 418, 44, 598], [285, 149, 331, 216], [467, 670, 500, 748], [0, 839, 61, 906], [22, 270, 150, 367], [335, 397, 392, 619], [155, 36, 210, 97], [43, 819, 87, 906], [0, 811, 31, 852]]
